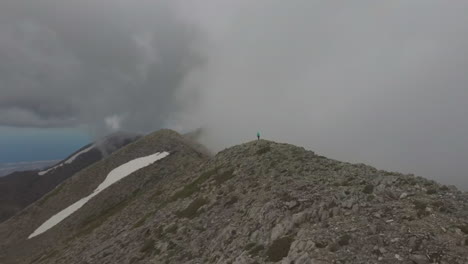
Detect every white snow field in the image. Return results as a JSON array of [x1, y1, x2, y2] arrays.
[[29, 151, 170, 239], [38, 145, 95, 176]]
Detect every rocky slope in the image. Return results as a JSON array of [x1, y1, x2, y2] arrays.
[[0, 132, 139, 223], [1, 134, 468, 264]]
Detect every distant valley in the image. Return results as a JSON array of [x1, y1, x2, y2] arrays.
[[0, 161, 60, 177]]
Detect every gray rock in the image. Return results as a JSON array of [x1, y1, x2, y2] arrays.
[[409, 254, 430, 264], [292, 212, 308, 226], [271, 219, 294, 241], [285, 200, 299, 210]]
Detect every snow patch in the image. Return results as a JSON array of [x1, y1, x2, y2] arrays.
[[38, 164, 62, 176], [28, 151, 169, 239], [64, 145, 95, 164], [0, 160, 60, 177], [38, 165, 61, 176], [38, 145, 95, 176]]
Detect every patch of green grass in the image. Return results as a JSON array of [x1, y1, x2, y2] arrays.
[[140, 239, 155, 254], [29, 250, 59, 264], [181, 251, 193, 261], [417, 209, 430, 218], [266, 236, 293, 262], [327, 200, 337, 209], [132, 213, 151, 229], [170, 169, 217, 201], [413, 200, 430, 218], [440, 185, 450, 191], [133, 192, 173, 230], [193, 225, 206, 232], [224, 196, 239, 207], [431, 201, 444, 208], [413, 200, 427, 210], [328, 243, 339, 252], [424, 181, 435, 187], [76, 190, 142, 238], [256, 145, 271, 155], [362, 184, 374, 194], [29, 255, 43, 264], [176, 198, 208, 219], [426, 188, 437, 195], [315, 241, 328, 248], [154, 225, 164, 238], [248, 244, 265, 256], [245, 242, 256, 251], [338, 234, 351, 246], [77, 199, 131, 237], [42, 250, 59, 262], [214, 169, 235, 185], [37, 184, 66, 206], [165, 224, 178, 234], [170, 183, 201, 202], [167, 241, 177, 250], [149, 189, 164, 200], [279, 191, 293, 202], [458, 224, 468, 234]]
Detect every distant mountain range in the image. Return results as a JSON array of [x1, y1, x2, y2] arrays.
[[0, 160, 60, 177], [0, 132, 140, 223]]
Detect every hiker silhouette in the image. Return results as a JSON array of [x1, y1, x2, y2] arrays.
[[257, 132, 260, 140]]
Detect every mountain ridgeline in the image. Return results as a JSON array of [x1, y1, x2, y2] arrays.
[[0, 130, 467, 264], [0, 132, 139, 223]]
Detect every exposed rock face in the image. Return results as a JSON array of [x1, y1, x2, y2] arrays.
[[1, 136, 467, 264], [0, 132, 139, 223]]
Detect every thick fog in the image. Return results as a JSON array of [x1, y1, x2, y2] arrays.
[[1, 0, 468, 189], [172, 1, 468, 190]]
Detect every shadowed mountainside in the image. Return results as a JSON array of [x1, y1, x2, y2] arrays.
[[0, 161, 59, 177], [0, 132, 140, 223]]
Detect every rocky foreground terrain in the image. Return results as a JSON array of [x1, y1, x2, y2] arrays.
[[0, 130, 467, 263]]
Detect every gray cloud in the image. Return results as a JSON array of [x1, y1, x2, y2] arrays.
[[0, 0, 200, 134], [1, 0, 468, 190], [172, 0, 468, 189]]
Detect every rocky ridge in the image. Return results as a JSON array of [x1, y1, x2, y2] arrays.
[[1, 133, 467, 264]]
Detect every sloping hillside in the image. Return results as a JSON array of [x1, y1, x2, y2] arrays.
[[1, 134, 467, 264], [0, 132, 139, 223], [0, 129, 209, 264], [0, 161, 59, 177]]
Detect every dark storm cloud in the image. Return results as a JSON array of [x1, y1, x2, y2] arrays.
[[0, 0, 200, 133]]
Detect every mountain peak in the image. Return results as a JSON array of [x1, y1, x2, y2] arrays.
[[1, 133, 467, 264]]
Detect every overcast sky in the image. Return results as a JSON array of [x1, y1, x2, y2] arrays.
[[1, 0, 468, 189]]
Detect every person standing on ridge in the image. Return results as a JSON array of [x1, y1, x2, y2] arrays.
[[257, 132, 260, 140]]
